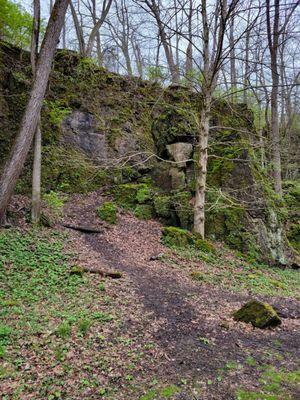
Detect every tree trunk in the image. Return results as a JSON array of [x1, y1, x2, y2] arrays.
[[85, 0, 113, 57], [70, 1, 85, 55], [229, 18, 237, 101], [193, 96, 211, 238], [31, 0, 42, 224], [31, 124, 42, 223], [0, 0, 70, 225], [266, 0, 282, 195]]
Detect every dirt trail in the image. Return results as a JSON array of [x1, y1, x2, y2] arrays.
[[62, 192, 300, 399]]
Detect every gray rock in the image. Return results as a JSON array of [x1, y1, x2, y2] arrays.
[[166, 142, 193, 167], [169, 167, 186, 189]]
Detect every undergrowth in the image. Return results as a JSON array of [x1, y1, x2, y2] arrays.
[[165, 245, 300, 299]]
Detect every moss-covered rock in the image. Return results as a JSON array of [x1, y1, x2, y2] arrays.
[[113, 183, 153, 209], [154, 195, 172, 218], [172, 190, 193, 229], [162, 226, 194, 248], [134, 204, 153, 220], [162, 226, 216, 253], [97, 201, 117, 224], [136, 185, 153, 203], [233, 300, 281, 328], [194, 237, 215, 253]]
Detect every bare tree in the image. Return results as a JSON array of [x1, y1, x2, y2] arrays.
[[139, 0, 180, 83], [193, 0, 240, 237], [70, 0, 112, 58], [266, 0, 299, 195]]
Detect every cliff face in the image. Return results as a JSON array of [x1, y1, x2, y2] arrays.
[[0, 42, 298, 265]]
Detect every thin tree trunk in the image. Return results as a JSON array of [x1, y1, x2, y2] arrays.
[[31, 0, 42, 224], [229, 18, 237, 101], [0, 0, 70, 225], [70, 1, 85, 55], [266, 0, 282, 195], [31, 124, 41, 223], [194, 97, 211, 238], [185, 0, 193, 82], [243, 9, 251, 105], [85, 0, 113, 57]]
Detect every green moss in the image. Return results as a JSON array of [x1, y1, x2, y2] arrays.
[[151, 90, 198, 156], [136, 185, 153, 203], [162, 226, 215, 254], [233, 300, 281, 328], [113, 183, 153, 209], [41, 145, 110, 194], [194, 237, 215, 253], [70, 265, 85, 277], [287, 223, 300, 252], [97, 202, 117, 224], [134, 204, 153, 220], [154, 195, 172, 218], [162, 226, 194, 248], [172, 190, 193, 229], [160, 384, 180, 398]]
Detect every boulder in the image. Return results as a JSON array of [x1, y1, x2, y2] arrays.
[[233, 300, 281, 328], [166, 142, 193, 167]]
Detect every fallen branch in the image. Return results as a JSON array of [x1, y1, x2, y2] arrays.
[[61, 223, 104, 234], [70, 265, 122, 279]]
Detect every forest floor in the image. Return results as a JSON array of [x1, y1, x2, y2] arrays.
[[0, 191, 299, 400]]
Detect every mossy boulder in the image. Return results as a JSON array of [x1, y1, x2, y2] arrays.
[[134, 204, 153, 220], [136, 185, 153, 203], [162, 226, 194, 248], [154, 195, 172, 218], [113, 183, 152, 209], [194, 237, 215, 253], [233, 300, 281, 328], [162, 226, 215, 253], [97, 202, 117, 224]]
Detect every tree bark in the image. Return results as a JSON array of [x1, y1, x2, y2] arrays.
[[266, 0, 282, 195], [0, 0, 70, 225], [31, 0, 42, 224], [193, 98, 211, 238]]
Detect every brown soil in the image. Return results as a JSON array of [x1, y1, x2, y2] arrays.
[[60, 191, 300, 399]]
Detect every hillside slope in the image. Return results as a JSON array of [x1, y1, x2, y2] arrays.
[[0, 41, 298, 265]]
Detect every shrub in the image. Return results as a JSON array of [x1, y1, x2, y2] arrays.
[[134, 204, 153, 220], [162, 226, 215, 253], [97, 202, 117, 224]]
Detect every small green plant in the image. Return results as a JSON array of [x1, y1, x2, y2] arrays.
[[98, 282, 106, 292], [78, 318, 91, 336], [134, 204, 153, 220], [0, 325, 12, 344], [136, 185, 153, 203], [44, 99, 72, 126], [92, 312, 114, 323], [160, 384, 180, 398], [97, 202, 117, 224], [43, 191, 67, 215], [56, 322, 71, 339], [199, 336, 211, 345]]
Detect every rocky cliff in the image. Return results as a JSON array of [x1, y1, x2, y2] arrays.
[[0, 41, 298, 265]]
